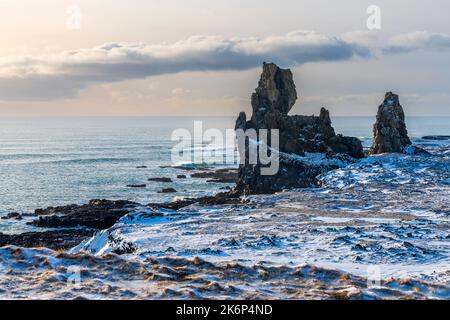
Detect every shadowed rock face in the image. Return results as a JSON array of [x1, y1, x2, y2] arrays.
[[234, 62, 364, 194], [250, 62, 297, 127], [370, 92, 412, 155], [30, 199, 137, 229]]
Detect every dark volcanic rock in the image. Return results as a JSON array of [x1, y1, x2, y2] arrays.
[[148, 177, 173, 183], [147, 191, 243, 210], [370, 92, 413, 155], [195, 191, 243, 206], [0, 229, 95, 250], [177, 174, 187, 179], [236, 154, 342, 195], [126, 184, 147, 188], [158, 188, 177, 193], [147, 199, 196, 210], [160, 165, 211, 171], [1, 212, 22, 220], [191, 168, 238, 183], [234, 62, 364, 194], [29, 199, 137, 229], [250, 62, 297, 127], [422, 135, 450, 141], [370, 92, 429, 155]]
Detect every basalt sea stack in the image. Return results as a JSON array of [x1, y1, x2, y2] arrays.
[[234, 62, 364, 194], [370, 92, 411, 154], [370, 92, 427, 155]]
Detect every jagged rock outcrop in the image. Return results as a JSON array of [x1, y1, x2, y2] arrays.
[[249, 62, 297, 128], [370, 92, 428, 155], [370, 92, 411, 154], [0, 229, 95, 250], [30, 199, 137, 229], [234, 62, 364, 194]]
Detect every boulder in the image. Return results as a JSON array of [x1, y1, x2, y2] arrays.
[[236, 154, 339, 194], [422, 135, 450, 141], [191, 168, 238, 183], [158, 188, 177, 193], [147, 191, 243, 210], [148, 177, 173, 182], [1, 212, 22, 220], [126, 184, 146, 188], [0, 229, 95, 250], [29, 199, 137, 229]]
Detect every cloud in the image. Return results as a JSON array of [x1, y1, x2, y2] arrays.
[[296, 92, 450, 116], [171, 87, 191, 95], [384, 31, 450, 54], [342, 30, 380, 46], [0, 31, 370, 100]]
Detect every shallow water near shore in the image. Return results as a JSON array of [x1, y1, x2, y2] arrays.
[[0, 116, 449, 299]]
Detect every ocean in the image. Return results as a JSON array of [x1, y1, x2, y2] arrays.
[[0, 117, 238, 227]]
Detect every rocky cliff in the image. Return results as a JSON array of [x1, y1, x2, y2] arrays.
[[234, 62, 364, 194]]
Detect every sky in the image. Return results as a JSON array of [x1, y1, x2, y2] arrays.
[[0, 0, 450, 117]]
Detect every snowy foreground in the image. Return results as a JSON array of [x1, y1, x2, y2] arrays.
[[1, 138, 449, 299]]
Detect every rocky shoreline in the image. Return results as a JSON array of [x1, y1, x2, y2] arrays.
[[0, 229, 95, 250], [0, 174, 243, 250], [0, 62, 443, 252]]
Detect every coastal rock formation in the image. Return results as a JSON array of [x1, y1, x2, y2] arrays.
[[0, 229, 95, 250], [370, 92, 428, 155], [236, 154, 344, 194], [158, 188, 177, 193], [148, 177, 173, 182], [126, 184, 146, 188], [191, 168, 238, 183], [3, 193, 243, 250], [422, 135, 450, 141], [234, 62, 364, 194], [146, 191, 243, 211], [30, 199, 137, 229], [1, 212, 22, 220], [248, 62, 297, 128], [370, 92, 411, 154]]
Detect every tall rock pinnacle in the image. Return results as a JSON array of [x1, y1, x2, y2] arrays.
[[250, 62, 298, 127], [234, 62, 364, 194], [370, 92, 412, 154]]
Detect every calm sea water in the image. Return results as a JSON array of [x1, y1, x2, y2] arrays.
[[0, 116, 449, 225]]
